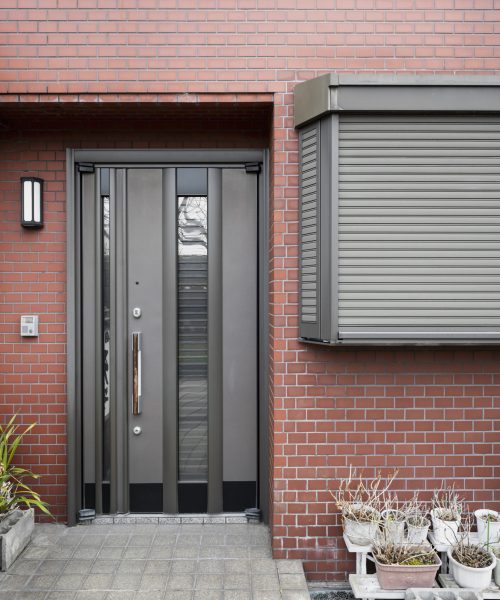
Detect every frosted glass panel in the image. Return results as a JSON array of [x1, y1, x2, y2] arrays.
[[102, 195, 111, 482], [177, 196, 208, 483]]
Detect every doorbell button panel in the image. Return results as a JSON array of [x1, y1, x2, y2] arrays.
[[132, 307, 142, 318], [21, 315, 39, 337]]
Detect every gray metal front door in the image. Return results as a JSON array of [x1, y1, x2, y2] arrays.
[[80, 165, 258, 514]]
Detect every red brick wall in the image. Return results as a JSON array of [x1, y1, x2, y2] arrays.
[[1, 0, 500, 581]]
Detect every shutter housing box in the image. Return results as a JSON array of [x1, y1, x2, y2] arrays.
[[295, 75, 500, 345]]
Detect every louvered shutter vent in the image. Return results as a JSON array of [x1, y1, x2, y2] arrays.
[[299, 123, 321, 337], [338, 114, 500, 339]]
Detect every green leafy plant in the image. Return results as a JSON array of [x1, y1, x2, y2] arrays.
[[0, 416, 52, 519]]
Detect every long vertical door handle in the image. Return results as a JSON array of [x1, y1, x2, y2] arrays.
[[132, 332, 142, 415]]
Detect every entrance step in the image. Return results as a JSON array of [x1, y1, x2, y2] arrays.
[[0, 522, 310, 599], [91, 512, 249, 525]]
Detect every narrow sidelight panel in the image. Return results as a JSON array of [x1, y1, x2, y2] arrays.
[[177, 195, 209, 485]]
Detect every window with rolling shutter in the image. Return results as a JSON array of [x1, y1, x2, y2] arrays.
[[337, 113, 500, 341], [299, 123, 321, 338], [294, 75, 500, 344]]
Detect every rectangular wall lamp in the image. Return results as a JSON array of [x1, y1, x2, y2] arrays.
[[21, 177, 43, 228]]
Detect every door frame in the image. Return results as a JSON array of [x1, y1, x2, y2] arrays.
[[66, 149, 270, 525]]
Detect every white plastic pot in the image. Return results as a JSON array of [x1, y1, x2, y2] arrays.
[[475, 509, 500, 546], [343, 505, 380, 546], [447, 547, 496, 589], [406, 517, 431, 544], [431, 509, 461, 545], [494, 557, 500, 587], [381, 509, 405, 544]]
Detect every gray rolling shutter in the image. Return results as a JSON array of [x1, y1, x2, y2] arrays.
[[299, 122, 321, 339], [338, 114, 500, 340]]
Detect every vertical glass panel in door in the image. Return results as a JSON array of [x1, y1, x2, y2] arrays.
[[177, 196, 208, 483], [102, 194, 111, 484]]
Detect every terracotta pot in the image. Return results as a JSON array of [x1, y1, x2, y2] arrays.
[[374, 551, 441, 590]]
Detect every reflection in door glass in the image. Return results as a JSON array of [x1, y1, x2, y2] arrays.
[[177, 196, 208, 483], [102, 195, 111, 483]]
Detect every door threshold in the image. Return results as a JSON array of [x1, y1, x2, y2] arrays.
[[89, 513, 250, 525]]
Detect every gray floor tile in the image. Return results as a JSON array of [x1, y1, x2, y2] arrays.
[[116, 560, 146, 575], [123, 546, 149, 559], [143, 559, 171, 574], [171, 560, 198, 574], [198, 559, 225, 573], [135, 592, 164, 600], [279, 573, 308, 590], [223, 573, 250, 589], [252, 592, 282, 600], [251, 573, 280, 590], [162, 592, 193, 600], [173, 545, 199, 559], [138, 573, 168, 591], [35, 560, 67, 575], [281, 592, 311, 600], [105, 592, 135, 600], [46, 593, 77, 600], [10, 559, 42, 575], [149, 546, 174, 559], [75, 592, 108, 600], [89, 559, 119, 574], [193, 591, 223, 600], [13, 593, 47, 600], [54, 574, 86, 590], [224, 590, 252, 600], [224, 560, 250, 574], [167, 574, 195, 590], [194, 573, 223, 589], [223, 592, 252, 600], [81, 573, 114, 590], [111, 573, 142, 590], [27, 575, 59, 590]]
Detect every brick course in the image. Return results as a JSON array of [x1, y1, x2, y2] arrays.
[[0, 0, 499, 581]]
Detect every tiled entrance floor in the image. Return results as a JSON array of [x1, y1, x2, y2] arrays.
[[0, 522, 309, 600]]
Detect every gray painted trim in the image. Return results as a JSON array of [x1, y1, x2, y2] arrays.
[[94, 173, 104, 515], [163, 169, 178, 513], [328, 115, 339, 344], [207, 168, 223, 513], [109, 170, 118, 514], [258, 150, 270, 523], [66, 149, 78, 526], [294, 74, 500, 127], [74, 149, 264, 164], [114, 169, 129, 513]]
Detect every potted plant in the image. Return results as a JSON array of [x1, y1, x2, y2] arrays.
[[405, 496, 431, 544], [492, 546, 500, 586], [475, 509, 500, 546], [448, 537, 496, 589], [0, 416, 52, 570], [372, 543, 441, 589], [381, 495, 405, 544], [406, 514, 431, 544], [331, 468, 397, 546], [431, 488, 463, 545]]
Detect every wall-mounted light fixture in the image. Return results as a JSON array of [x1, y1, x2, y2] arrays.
[[21, 177, 43, 228]]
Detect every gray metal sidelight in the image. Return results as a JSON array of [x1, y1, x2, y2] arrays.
[[295, 74, 500, 345]]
